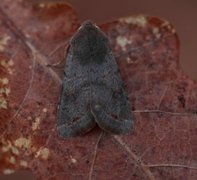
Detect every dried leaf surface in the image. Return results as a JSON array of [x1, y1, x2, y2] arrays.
[[0, 1, 197, 179]]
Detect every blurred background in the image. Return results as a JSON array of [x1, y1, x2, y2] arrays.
[[0, 0, 196, 179]]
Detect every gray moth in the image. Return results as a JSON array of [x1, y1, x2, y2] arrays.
[[57, 21, 132, 137]]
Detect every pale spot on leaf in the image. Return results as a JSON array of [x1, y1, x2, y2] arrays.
[[42, 108, 48, 113], [20, 160, 28, 167], [9, 156, 16, 164], [119, 16, 147, 27], [0, 98, 7, 109], [11, 146, 20, 155], [35, 147, 50, 160], [32, 117, 40, 131], [14, 137, 31, 149], [70, 156, 77, 163], [0, 78, 9, 85], [116, 36, 132, 51], [0, 35, 11, 52]]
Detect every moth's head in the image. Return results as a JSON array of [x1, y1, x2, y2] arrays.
[[70, 20, 110, 64]]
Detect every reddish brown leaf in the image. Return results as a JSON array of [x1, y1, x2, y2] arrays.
[[0, 1, 197, 180]]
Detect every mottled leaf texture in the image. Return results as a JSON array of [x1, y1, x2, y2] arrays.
[[0, 1, 197, 180], [58, 21, 132, 137]]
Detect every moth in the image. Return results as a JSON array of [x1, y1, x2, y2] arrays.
[[57, 21, 132, 137]]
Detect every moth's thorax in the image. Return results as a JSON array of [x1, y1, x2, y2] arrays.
[[70, 21, 110, 65]]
